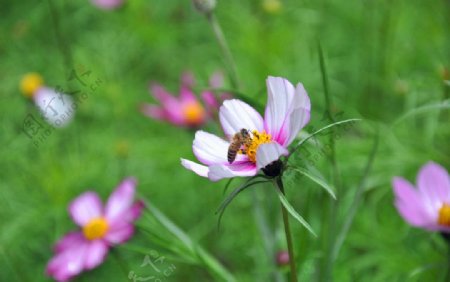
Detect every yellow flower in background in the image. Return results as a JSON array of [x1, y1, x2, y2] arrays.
[[20, 73, 44, 98], [262, 0, 282, 14]]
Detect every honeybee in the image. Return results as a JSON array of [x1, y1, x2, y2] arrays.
[[227, 129, 252, 164]]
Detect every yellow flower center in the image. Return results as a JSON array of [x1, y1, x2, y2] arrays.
[[20, 73, 43, 98], [83, 217, 109, 240], [242, 130, 273, 163], [183, 101, 206, 126], [438, 203, 450, 227]]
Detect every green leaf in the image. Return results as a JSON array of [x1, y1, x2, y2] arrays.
[[290, 118, 362, 157], [274, 187, 317, 237], [393, 99, 450, 125], [291, 167, 336, 199], [216, 178, 269, 229], [140, 198, 236, 282]]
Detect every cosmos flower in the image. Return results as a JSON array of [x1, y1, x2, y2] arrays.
[[392, 162, 450, 233], [181, 76, 311, 181], [141, 72, 228, 128], [91, 0, 124, 10], [46, 178, 144, 281], [20, 73, 75, 128]]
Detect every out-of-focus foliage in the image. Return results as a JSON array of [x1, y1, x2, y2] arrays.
[[0, 0, 448, 281]]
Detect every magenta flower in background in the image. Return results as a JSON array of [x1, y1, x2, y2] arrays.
[[141, 72, 228, 128], [392, 162, 450, 233], [46, 178, 144, 281], [91, 0, 124, 10], [181, 76, 311, 181]]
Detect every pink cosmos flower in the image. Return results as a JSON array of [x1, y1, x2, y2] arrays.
[[91, 0, 124, 10], [392, 162, 450, 233], [141, 72, 228, 128], [46, 178, 144, 281], [181, 76, 311, 181]]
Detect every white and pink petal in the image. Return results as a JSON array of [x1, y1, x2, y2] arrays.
[[54, 231, 85, 254], [69, 192, 103, 227], [220, 99, 264, 137], [84, 240, 109, 270], [46, 241, 88, 282], [104, 223, 135, 245], [105, 177, 137, 225], [417, 162, 450, 206], [181, 159, 209, 178], [392, 177, 434, 227], [208, 162, 257, 181], [264, 77, 311, 146], [193, 131, 229, 165], [255, 143, 288, 170]]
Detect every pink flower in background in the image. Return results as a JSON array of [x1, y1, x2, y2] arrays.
[[91, 0, 124, 10], [181, 76, 311, 181], [141, 72, 229, 128], [46, 178, 144, 281], [392, 162, 450, 233]]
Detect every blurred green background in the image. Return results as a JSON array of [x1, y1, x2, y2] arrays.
[[1, 0, 449, 281]]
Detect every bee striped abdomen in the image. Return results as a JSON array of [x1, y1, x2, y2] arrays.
[[227, 148, 238, 164]]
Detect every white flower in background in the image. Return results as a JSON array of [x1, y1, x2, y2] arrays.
[[20, 73, 76, 128]]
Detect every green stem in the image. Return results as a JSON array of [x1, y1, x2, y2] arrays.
[[318, 41, 340, 282], [445, 235, 450, 282], [276, 177, 298, 282], [206, 13, 241, 90], [330, 132, 378, 263]]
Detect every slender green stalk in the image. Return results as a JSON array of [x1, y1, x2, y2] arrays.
[[47, 0, 73, 73], [330, 132, 379, 262], [445, 236, 450, 282], [206, 13, 241, 90], [276, 177, 298, 282], [252, 189, 283, 282], [318, 41, 341, 282]]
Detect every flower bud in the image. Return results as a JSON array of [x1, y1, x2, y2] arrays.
[[276, 251, 289, 266], [192, 0, 216, 15]]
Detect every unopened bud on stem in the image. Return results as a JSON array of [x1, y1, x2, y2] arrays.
[[192, 0, 216, 15]]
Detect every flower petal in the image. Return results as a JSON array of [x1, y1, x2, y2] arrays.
[[208, 162, 257, 181], [46, 241, 88, 282], [69, 192, 103, 227], [392, 177, 434, 227], [140, 104, 167, 120], [201, 91, 219, 112], [181, 71, 195, 88], [193, 131, 229, 165], [54, 232, 85, 254], [105, 178, 137, 225], [209, 71, 224, 88], [126, 200, 145, 222], [256, 143, 288, 170], [84, 240, 109, 270], [34, 87, 76, 128], [181, 159, 209, 178], [104, 223, 135, 245], [219, 99, 264, 137], [417, 162, 450, 205], [264, 77, 311, 146], [149, 84, 184, 124], [283, 83, 311, 146]]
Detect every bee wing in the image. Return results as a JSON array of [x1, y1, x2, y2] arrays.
[[224, 134, 234, 142]]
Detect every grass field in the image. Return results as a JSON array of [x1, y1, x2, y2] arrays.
[[1, 0, 449, 281]]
